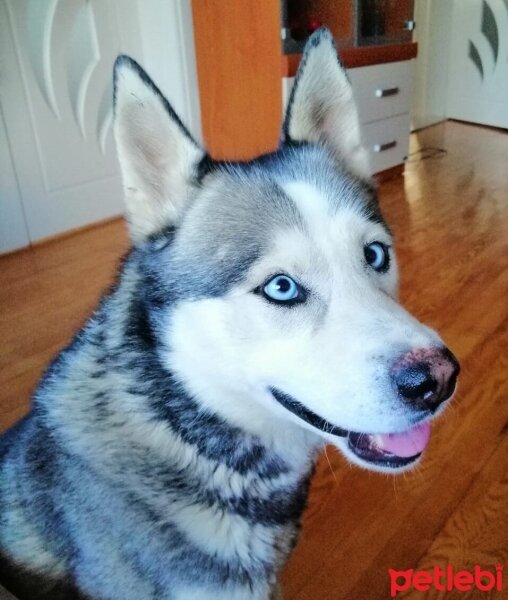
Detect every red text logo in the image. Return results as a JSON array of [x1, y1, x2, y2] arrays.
[[389, 565, 503, 597]]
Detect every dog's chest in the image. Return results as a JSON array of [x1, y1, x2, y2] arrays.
[[69, 442, 311, 599], [147, 469, 307, 579]]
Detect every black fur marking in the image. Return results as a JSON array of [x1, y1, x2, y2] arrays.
[[195, 154, 227, 184], [89, 369, 106, 379], [142, 368, 288, 479], [20, 424, 77, 561], [116, 493, 274, 589], [110, 290, 290, 480], [270, 387, 349, 438], [151, 389, 287, 477], [145, 225, 177, 252], [215, 474, 312, 526], [124, 293, 158, 351]]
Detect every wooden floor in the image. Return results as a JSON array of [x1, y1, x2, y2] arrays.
[[1, 121, 507, 598]]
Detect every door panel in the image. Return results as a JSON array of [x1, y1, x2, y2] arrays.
[[0, 104, 30, 253], [0, 0, 142, 244], [447, 0, 508, 129]]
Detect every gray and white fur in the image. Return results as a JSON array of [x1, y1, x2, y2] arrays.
[[0, 29, 459, 600]]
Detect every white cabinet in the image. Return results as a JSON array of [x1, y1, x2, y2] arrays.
[[348, 61, 414, 124], [282, 59, 415, 175], [350, 60, 415, 174], [360, 113, 411, 173]]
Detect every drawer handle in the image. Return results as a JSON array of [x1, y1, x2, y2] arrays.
[[375, 87, 400, 98], [373, 141, 397, 153]]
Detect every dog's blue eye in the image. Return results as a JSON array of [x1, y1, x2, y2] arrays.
[[364, 242, 390, 272], [262, 275, 304, 304]]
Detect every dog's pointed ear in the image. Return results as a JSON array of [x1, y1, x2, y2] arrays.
[[113, 56, 204, 242], [282, 29, 370, 178]]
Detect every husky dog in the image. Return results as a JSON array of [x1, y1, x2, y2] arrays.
[[0, 29, 459, 600]]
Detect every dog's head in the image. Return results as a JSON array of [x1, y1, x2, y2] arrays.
[[113, 29, 459, 472]]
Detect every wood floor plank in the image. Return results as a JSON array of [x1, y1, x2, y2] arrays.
[[397, 435, 508, 599]]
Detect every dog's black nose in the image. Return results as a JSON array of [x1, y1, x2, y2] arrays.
[[392, 347, 460, 412], [396, 365, 436, 401]]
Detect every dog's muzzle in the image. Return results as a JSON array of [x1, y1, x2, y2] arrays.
[[269, 345, 459, 470]]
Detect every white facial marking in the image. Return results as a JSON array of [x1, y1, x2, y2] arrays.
[[281, 181, 330, 227]]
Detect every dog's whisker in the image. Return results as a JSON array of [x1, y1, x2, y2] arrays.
[[323, 445, 338, 484]]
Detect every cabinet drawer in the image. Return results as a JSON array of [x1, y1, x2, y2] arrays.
[[348, 60, 414, 124], [360, 113, 410, 174]]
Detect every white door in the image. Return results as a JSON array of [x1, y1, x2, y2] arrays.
[[411, 0, 453, 130], [446, 0, 508, 129], [0, 0, 143, 252]]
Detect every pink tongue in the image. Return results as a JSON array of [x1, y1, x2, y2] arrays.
[[374, 421, 431, 458]]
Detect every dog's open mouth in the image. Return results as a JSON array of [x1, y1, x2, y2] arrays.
[[270, 387, 431, 469], [347, 421, 430, 468]]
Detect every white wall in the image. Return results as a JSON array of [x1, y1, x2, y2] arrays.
[[411, 0, 453, 130]]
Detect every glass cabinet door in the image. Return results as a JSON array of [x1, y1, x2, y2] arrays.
[[282, 0, 355, 53], [356, 0, 415, 46], [281, 0, 415, 53]]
